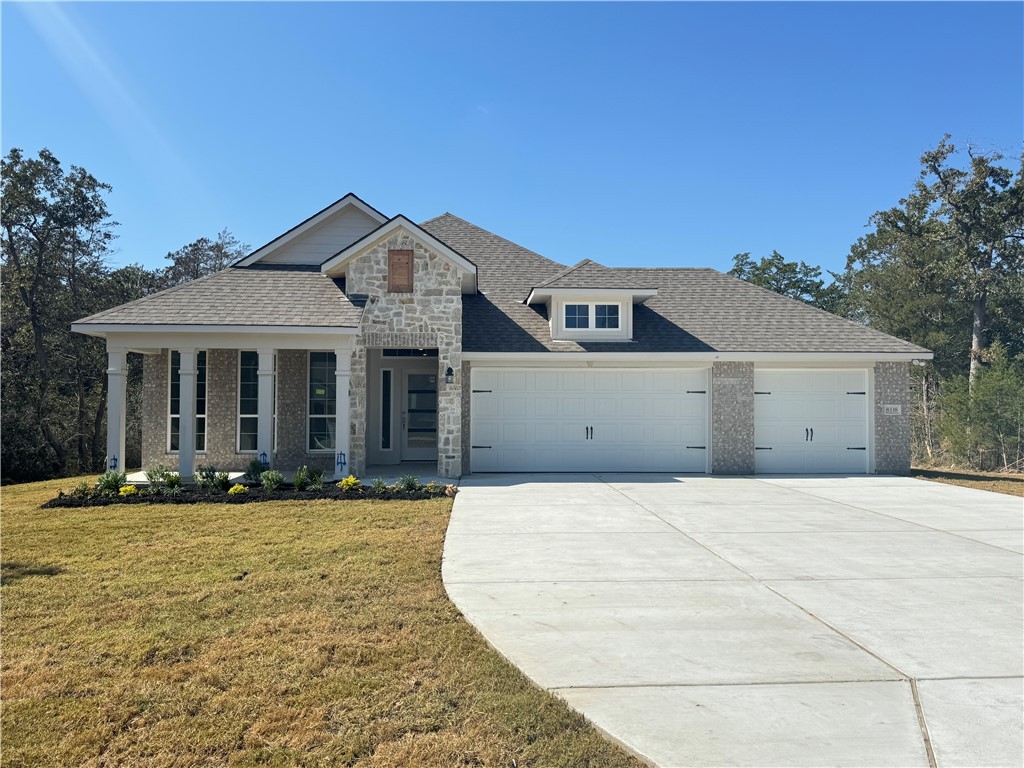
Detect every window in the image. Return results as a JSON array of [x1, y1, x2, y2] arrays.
[[381, 369, 392, 450], [388, 249, 413, 292], [169, 350, 207, 452], [595, 304, 620, 329], [238, 351, 276, 452], [308, 351, 336, 451], [565, 304, 590, 329], [564, 303, 621, 331]]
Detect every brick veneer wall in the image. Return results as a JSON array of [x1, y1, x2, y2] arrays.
[[711, 361, 755, 474], [345, 231, 463, 478], [141, 347, 334, 475], [873, 361, 911, 474]]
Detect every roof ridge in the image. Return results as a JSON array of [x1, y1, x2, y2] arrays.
[[534, 258, 601, 288], [418, 212, 452, 227], [420, 213, 566, 270]]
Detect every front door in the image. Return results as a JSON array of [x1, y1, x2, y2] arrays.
[[402, 370, 438, 461]]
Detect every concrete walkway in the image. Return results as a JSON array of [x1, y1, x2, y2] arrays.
[[443, 474, 1023, 767]]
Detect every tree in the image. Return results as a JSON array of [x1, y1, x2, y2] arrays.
[[729, 250, 845, 313], [1, 148, 119, 479], [865, 136, 1024, 388], [160, 229, 248, 287]]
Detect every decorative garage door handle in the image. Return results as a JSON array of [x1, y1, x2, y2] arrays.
[[810, 427, 814, 441], [805, 428, 809, 442]]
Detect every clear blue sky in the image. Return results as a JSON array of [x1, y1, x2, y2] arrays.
[[3, 2, 1021, 276]]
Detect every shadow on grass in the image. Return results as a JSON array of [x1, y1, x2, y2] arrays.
[[1, 561, 64, 584], [914, 468, 1024, 485]]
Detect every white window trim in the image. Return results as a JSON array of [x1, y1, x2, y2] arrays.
[[236, 350, 278, 454], [167, 349, 208, 454], [381, 368, 394, 451], [552, 299, 630, 341], [306, 351, 337, 453]]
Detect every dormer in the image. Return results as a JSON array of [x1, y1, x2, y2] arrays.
[[526, 259, 657, 342]]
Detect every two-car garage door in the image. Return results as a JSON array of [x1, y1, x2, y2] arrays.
[[470, 368, 709, 473]]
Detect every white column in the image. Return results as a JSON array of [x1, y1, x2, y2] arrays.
[[334, 348, 351, 481], [176, 347, 197, 481], [105, 346, 127, 473], [256, 347, 275, 468]]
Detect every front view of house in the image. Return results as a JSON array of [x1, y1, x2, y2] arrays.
[[73, 194, 931, 479]]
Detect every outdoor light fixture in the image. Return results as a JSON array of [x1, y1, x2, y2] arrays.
[[336, 451, 347, 472], [445, 366, 455, 385], [108, 455, 118, 471], [259, 451, 269, 469]]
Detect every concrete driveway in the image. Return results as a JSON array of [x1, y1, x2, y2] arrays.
[[442, 475, 1023, 767]]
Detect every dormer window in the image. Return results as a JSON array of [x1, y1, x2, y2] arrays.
[[565, 302, 620, 330]]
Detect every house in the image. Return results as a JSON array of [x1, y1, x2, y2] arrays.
[[72, 194, 932, 480]]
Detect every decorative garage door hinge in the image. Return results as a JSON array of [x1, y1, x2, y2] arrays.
[[471, 445, 492, 449], [686, 445, 706, 449], [754, 391, 771, 395], [754, 446, 773, 450], [846, 447, 867, 450], [686, 390, 706, 394], [846, 391, 866, 395], [471, 389, 492, 393]]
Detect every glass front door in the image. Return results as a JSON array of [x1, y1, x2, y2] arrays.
[[403, 370, 438, 461]]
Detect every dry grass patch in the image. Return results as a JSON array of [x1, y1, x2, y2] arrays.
[[912, 467, 1024, 497], [1, 477, 641, 768]]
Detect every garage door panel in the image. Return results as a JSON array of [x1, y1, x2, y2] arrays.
[[754, 369, 868, 474], [471, 368, 708, 473]]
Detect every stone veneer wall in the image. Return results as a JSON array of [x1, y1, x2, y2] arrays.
[[711, 361, 755, 474], [141, 347, 333, 474], [461, 360, 472, 475], [345, 231, 463, 478], [873, 361, 911, 474]]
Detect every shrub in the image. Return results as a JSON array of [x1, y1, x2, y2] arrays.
[[424, 481, 442, 494], [244, 458, 265, 482], [70, 480, 93, 499], [118, 485, 139, 497], [371, 477, 388, 494], [164, 473, 183, 491], [228, 483, 248, 496], [213, 472, 232, 492], [445, 484, 459, 497], [397, 474, 421, 493], [338, 475, 362, 493], [145, 465, 172, 489], [195, 465, 218, 489], [96, 470, 127, 495], [293, 465, 311, 491], [260, 470, 284, 492], [308, 467, 325, 492]]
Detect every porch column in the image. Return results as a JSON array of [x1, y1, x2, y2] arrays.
[[257, 347, 275, 467], [105, 345, 127, 473], [176, 347, 197, 481], [334, 348, 351, 481]]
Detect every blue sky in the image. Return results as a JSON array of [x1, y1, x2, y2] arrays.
[[3, 2, 1021, 277]]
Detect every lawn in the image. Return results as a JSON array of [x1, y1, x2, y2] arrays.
[[912, 467, 1024, 497], [1, 477, 641, 768]]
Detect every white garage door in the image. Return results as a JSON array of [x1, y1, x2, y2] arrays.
[[471, 368, 708, 473], [754, 369, 870, 474]]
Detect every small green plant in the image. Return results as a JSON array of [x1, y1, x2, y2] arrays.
[[96, 470, 127, 495], [213, 472, 232, 492], [371, 477, 388, 494], [260, 470, 284, 492], [244, 458, 265, 482], [337, 475, 362, 493], [293, 465, 311, 491], [397, 474, 421, 493], [145, 465, 172, 489], [118, 485, 139, 497], [164, 473, 182, 491], [195, 465, 218, 489], [424, 481, 442, 494], [70, 480, 94, 499], [308, 467, 325, 492], [228, 483, 248, 496]]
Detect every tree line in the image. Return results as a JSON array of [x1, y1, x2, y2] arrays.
[[2, 140, 1022, 482], [2, 148, 248, 482], [731, 136, 1024, 471]]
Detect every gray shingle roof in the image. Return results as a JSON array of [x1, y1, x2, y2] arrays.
[[75, 265, 362, 327], [460, 267, 929, 354], [533, 259, 650, 291], [419, 213, 565, 296]]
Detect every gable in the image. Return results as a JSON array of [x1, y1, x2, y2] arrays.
[[235, 194, 387, 267]]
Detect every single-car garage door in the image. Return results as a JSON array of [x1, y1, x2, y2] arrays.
[[754, 369, 870, 474], [471, 368, 708, 472]]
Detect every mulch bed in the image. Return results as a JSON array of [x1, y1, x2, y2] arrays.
[[43, 485, 455, 508]]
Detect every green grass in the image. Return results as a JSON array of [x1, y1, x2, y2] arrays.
[[1, 477, 642, 768]]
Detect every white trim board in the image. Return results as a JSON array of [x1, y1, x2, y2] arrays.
[[463, 351, 932, 363]]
